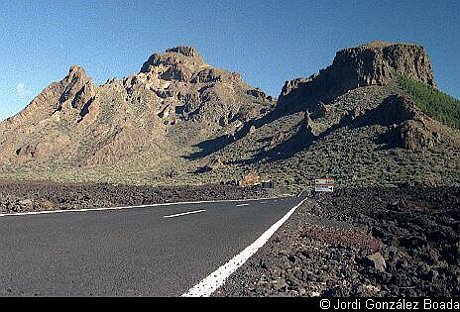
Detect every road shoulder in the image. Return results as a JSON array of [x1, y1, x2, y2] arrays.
[[214, 187, 460, 297]]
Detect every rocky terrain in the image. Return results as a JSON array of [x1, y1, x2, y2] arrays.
[[206, 83, 459, 192], [215, 186, 460, 297], [0, 41, 459, 297], [1, 41, 458, 190], [0, 180, 270, 214], [275, 41, 435, 116], [0, 45, 273, 175]]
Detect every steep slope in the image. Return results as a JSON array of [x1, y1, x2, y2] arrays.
[[0, 66, 96, 166], [191, 41, 459, 190], [1, 41, 458, 189], [0, 46, 274, 178], [275, 41, 435, 116]]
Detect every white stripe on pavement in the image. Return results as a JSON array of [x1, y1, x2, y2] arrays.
[[182, 197, 308, 297], [163, 210, 206, 219], [235, 204, 249, 207], [0, 195, 292, 218]]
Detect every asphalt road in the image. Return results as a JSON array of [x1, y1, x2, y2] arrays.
[[0, 196, 303, 296]]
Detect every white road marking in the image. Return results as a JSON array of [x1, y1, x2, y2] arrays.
[[0, 196, 292, 218], [163, 210, 206, 219], [235, 204, 249, 207], [182, 197, 308, 297]]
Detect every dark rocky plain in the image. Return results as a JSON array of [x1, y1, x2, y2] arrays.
[[0, 180, 270, 213], [215, 186, 460, 297], [1, 180, 459, 297]]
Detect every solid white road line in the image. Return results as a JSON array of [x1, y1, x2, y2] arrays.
[[163, 210, 206, 219], [235, 204, 249, 207], [0, 195, 292, 218], [182, 197, 308, 297]]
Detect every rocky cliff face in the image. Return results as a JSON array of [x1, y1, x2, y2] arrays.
[[0, 42, 458, 188], [118, 46, 274, 141], [0, 46, 273, 169], [139, 45, 245, 85], [1, 66, 95, 128], [202, 41, 458, 189], [60, 65, 96, 115], [276, 41, 435, 115], [0, 65, 98, 165]]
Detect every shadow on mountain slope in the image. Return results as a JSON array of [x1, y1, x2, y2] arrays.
[[184, 111, 282, 160], [236, 94, 418, 164]]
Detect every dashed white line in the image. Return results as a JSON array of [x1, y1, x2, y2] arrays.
[[235, 204, 249, 207], [0, 196, 292, 218], [182, 197, 308, 297], [163, 210, 206, 219]]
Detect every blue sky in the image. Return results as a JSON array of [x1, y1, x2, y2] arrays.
[[1, 0, 459, 121]]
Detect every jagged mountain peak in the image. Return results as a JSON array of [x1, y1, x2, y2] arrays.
[[68, 64, 88, 75], [1, 41, 457, 189], [136, 46, 252, 86], [165, 46, 202, 58], [62, 65, 92, 85], [140, 46, 206, 75], [276, 40, 436, 115], [59, 65, 95, 111], [0, 43, 275, 168]]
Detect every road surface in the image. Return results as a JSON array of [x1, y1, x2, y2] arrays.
[[0, 196, 304, 296]]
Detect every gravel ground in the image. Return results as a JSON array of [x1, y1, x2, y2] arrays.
[[0, 180, 271, 214], [215, 186, 460, 297]]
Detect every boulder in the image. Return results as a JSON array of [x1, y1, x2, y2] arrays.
[[239, 171, 261, 187], [400, 120, 437, 151], [365, 252, 387, 272]]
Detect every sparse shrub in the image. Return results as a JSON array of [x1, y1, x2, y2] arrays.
[[397, 75, 460, 130]]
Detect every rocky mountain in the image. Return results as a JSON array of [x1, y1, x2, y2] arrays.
[[192, 41, 459, 190], [0, 46, 273, 171], [0, 42, 458, 189], [0, 65, 96, 165], [276, 41, 435, 116]]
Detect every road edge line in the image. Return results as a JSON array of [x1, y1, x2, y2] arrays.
[[182, 197, 308, 297], [0, 195, 293, 218]]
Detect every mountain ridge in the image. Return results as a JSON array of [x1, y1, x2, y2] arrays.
[[1, 41, 458, 190], [276, 40, 435, 116]]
